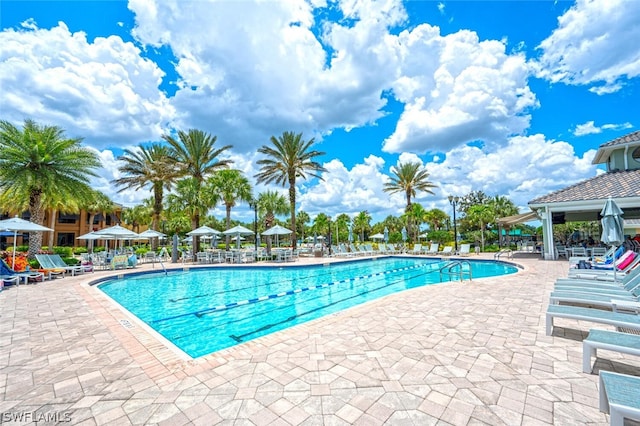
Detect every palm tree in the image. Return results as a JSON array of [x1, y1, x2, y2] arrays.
[[0, 119, 100, 257], [121, 204, 151, 234], [383, 161, 437, 240], [296, 210, 310, 243], [83, 190, 115, 230], [467, 204, 495, 251], [163, 129, 232, 252], [353, 210, 372, 242], [424, 208, 449, 231], [334, 213, 351, 244], [257, 191, 290, 253], [205, 169, 253, 249], [255, 131, 326, 250], [112, 143, 178, 236], [405, 202, 427, 241]]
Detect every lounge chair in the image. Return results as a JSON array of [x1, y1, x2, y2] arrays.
[[459, 243, 471, 257], [546, 304, 640, 336], [0, 258, 45, 284], [50, 254, 86, 275], [410, 244, 422, 255], [425, 243, 439, 255], [583, 329, 640, 373], [35, 254, 82, 277], [387, 243, 398, 254], [1, 275, 20, 289], [439, 246, 453, 256], [569, 251, 639, 278], [598, 371, 640, 425]]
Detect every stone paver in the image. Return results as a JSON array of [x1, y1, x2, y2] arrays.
[[1, 254, 639, 425]]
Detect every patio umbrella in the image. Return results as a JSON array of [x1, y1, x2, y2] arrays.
[[186, 225, 221, 237], [600, 198, 624, 280], [401, 227, 407, 242], [223, 225, 253, 249], [93, 225, 140, 251], [0, 216, 53, 268], [370, 233, 384, 241], [348, 223, 353, 243], [262, 224, 292, 248], [77, 231, 113, 253], [384, 227, 389, 243], [138, 229, 167, 239]]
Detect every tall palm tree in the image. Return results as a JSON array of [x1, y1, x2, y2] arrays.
[[163, 129, 232, 252], [296, 210, 310, 244], [205, 169, 253, 249], [423, 208, 449, 231], [83, 190, 115, 232], [467, 204, 495, 251], [383, 161, 437, 240], [255, 131, 326, 250], [257, 190, 290, 253], [0, 119, 100, 257], [121, 204, 152, 233], [113, 143, 178, 236], [353, 210, 372, 242], [334, 213, 351, 244]]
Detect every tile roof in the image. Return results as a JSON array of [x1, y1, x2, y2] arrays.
[[529, 169, 640, 205], [599, 130, 640, 148]]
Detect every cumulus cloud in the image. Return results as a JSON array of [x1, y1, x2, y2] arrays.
[[574, 120, 633, 136], [535, 0, 640, 94], [0, 21, 173, 149], [382, 26, 537, 153], [428, 134, 598, 211]]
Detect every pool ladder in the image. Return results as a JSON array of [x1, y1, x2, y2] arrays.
[[439, 260, 472, 282], [494, 249, 513, 260]]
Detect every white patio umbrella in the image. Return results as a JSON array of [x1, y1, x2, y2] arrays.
[[93, 225, 140, 251], [223, 225, 254, 249], [186, 225, 221, 236], [262, 224, 292, 247], [0, 216, 53, 268], [138, 229, 167, 239], [77, 231, 113, 253], [370, 233, 385, 241], [384, 227, 389, 243]]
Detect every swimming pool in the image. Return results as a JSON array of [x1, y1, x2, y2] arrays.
[[97, 257, 518, 358]]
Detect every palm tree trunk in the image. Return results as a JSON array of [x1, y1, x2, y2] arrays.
[[289, 181, 297, 250], [48, 208, 57, 249], [28, 190, 45, 259]]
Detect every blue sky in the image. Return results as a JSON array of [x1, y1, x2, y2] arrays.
[[1, 0, 638, 223]]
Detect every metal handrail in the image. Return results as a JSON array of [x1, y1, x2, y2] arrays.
[[439, 260, 472, 282], [494, 249, 513, 260]]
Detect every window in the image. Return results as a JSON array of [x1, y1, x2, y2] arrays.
[[57, 232, 75, 246], [58, 213, 78, 224], [633, 146, 640, 163]]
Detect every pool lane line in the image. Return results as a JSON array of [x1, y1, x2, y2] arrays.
[[166, 266, 442, 344], [151, 262, 443, 324], [167, 260, 440, 303]]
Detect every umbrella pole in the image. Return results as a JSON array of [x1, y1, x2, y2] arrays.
[[12, 230, 17, 270]]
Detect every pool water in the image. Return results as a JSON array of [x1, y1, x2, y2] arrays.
[[97, 257, 518, 358]]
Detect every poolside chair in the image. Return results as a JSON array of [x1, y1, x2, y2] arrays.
[[50, 254, 86, 275], [459, 243, 472, 257], [568, 254, 639, 280], [439, 246, 453, 256], [410, 244, 423, 255], [0, 258, 45, 284], [1, 275, 20, 289], [425, 243, 439, 255], [598, 371, 640, 425], [36, 254, 82, 277], [582, 329, 640, 373], [546, 303, 640, 336]]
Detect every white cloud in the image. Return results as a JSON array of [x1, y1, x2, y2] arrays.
[[574, 120, 633, 136], [535, 0, 640, 94], [0, 21, 173, 149], [382, 26, 537, 153], [428, 134, 598, 211]]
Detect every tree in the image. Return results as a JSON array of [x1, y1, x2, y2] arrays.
[[383, 161, 437, 240], [405, 202, 427, 241], [296, 210, 310, 243], [312, 213, 331, 238], [424, 208, 449, 231], [205, 169, 253, 249], [353, 210, 372, 242], [255, 131, 326, 250], [165, 178, 210, 241], [163, 129, 232, 252], [121, 204, 151, 233], [466, 204, 495, 251], [257, 190, 289, 253], [334, 213, 351, 244], [113, 143, 178, 240], [458, 191, 490, 215], [0, 119, 100, 257]]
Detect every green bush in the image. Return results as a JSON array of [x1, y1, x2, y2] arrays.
[[62, 257, 80, 266], [52, 246, 73, 257], [482, 244, 501, 252], [74, 247, 88, 255]]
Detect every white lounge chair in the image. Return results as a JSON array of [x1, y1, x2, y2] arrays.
[[439, 246, 453, 256], [599, 371, 640, 425], [410, 244, 422, 255], [425, 243, 439, 255], [583, 329, 640, 373], [459, 243, 471, 256]]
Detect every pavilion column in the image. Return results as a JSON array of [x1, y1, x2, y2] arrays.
[[540, 207, 555, 260]]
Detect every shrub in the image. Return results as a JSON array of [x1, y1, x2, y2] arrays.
[[52, 246, 73, 258], [74, 247, 88, 255]]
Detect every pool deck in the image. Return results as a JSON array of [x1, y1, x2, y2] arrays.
[[1, 254, 639, 425]]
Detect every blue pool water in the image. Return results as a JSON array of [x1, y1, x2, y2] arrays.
[[97, 257, 518, 358]]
